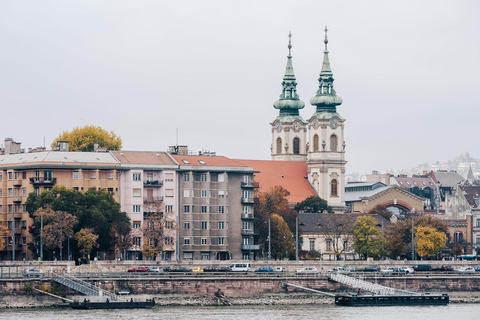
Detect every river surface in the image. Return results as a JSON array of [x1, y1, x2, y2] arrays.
[[0, 304, 478, 320]]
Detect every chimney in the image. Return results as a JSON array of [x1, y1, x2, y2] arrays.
[[4, 138, 22, 155], [56, 141, 69, 152]]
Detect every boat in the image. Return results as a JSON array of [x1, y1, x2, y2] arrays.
[[334, 294, 449, 307], [70, 298, 155, 309]]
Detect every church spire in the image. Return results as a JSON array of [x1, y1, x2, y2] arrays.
[[273, 32, 305, 116], [310, 26, 343, 113]]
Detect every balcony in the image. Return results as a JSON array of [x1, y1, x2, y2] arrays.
[[241, 244, 260, 251], [13, 197, 22, 203], [241, 229, 259, 236], [29, 177, 57, 186], [241, 197, 259, 204], [144, 180, 163, 187], [143, 196, 164, 204], [13, 180, 22, 187], [241, 181, 259, 188], [241, 213, 255, 220]]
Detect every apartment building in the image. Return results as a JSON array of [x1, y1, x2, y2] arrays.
[[170, 154, 258, 261]]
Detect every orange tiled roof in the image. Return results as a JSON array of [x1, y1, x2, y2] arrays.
[[111, 151, 176, 165], [170, 155, 249, 167], [236, 159, 317, 204]]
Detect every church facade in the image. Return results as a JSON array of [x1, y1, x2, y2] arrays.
[[271, 29, 347, 212]]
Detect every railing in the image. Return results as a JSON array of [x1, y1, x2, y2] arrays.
[[241, 197, 255, 204], [143, 196, 164, 204], [241, 181, 259, 188], [13, 197, 22, 203], [328, 273, 420, 296], [241, 244, 260, 250], [144, 180, 163, 187], [29, 177, 57, 185], [53, 273, 123, 301], [241, 229, 259, 236], [241, 213, 255, 219], [13, 180, 22, 186]]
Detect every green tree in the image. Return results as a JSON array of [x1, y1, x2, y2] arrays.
[[75, 228, 99, 257], [270, 214, 294, 260], [51, 125, 122, 151], [294, 196, 332, 213], [33, 207, 77, 258], [353, 215, 386, 259], [368, 205, 392, 220], [414, 226, 446, 258]]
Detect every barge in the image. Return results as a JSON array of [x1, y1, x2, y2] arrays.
[[334, 294, 449, 307], [70, 298, 155, 310]]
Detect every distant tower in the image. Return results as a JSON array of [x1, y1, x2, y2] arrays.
[[271, 32, 307, 161], [307, 27, 347, 212]]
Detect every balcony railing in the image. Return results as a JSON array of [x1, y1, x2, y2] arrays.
[[143, 196, 164, 204], [241, 197, 259, 204], [241, 229, 259, 236], [29, 177, 57, 185], [13, 180, 22, 186], [241, 244, 260, 251], [13, 197, 22, 203], [241, 213, 255, 220], [144, 180, 163, 187], [241, 181, 259, 188]]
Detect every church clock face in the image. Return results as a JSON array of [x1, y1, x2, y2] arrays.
[[312, 118, 319, 129], [330, 118, 338, 129], [276, 122, 282, 131]]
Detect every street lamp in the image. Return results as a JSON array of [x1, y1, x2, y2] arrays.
[[12, 218, 16, 262], [268, 219, 271, 260], [411, 213, 415, 261], [40, 212, 43, 262]]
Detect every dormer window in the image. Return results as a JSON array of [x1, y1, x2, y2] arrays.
[[182, 159, 190, 164]]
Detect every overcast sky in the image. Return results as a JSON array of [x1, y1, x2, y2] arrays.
[[1, 0, 479, 174]]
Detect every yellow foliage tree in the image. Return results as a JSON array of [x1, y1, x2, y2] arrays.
[[51, 125, 122, 151], [414, 226, 446, 258], [0, 223, 7, 250]]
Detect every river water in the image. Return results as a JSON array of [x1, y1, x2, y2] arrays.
[[0, 304, 478, 320]]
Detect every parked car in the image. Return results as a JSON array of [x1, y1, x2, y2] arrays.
[[457, 267, 475, 274], [399, 266, 414, 274], [128, 266, 149, 272], [381, 267, 407, 276], [215, 266, 231, 272], [255, 267, 274, 273], [362, 265, 381, 272], [191, 267, 204, 273], [229, 263, 252, 272], [441, 265, 454, 272], [327, 267, 350, 274], [23, 269, 44, 278], [474, 266, 480, 272], [149, 266, 169, 273], [272, 266, 286, 273], [296, 267, 319, 274], [203, 266, 217, 272], [413, 264, 432, 272], [171, 267, 192, 273]]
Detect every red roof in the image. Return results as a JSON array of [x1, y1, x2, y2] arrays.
[[236, 159, 317, 204], [170, 155, 248, 167]]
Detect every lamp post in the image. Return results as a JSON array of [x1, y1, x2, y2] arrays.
[[295, 216, 299, 261], [12, 218, 15, 262], [410, 211, 415, 261], [40, 213, 43, 262], [67, 235, 71, 261], [268, 219, 271, 260]]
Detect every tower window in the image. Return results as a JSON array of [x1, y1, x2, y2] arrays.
[[330, 134, 338, 151], [313, 134, 319, 152], [293, 137, 300, 155], [276, 137, 282, 155], [331, 179, 338, 197]]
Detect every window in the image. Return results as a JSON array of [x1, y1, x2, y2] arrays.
[[22, 220, 26, 228], [201, 252, 210, 260], [243, 206, 251, 214], [184, 238, 190, 245], [454, 232, 463, 243], [72, 171, 80, 180], [310, 240, 315, 251], [8, 188, 12, 196], [276, 137, 282, 154], [166, 205, 173, 212], [133, 173, 141, 181], [0, 189, 2, 197], [242, 222, 252, 230], [183, 189, 190, 197], [201, 174, 207, 182], [243, 190, 252, 199], [165, 189, 174, 197], [343, 240, 348, 250], [218, 237, 225, 245], [165, 173, 174, 182], [133, 205, 141, 213], [182, 159, 190, 164], [0, 172, 2, 181], [8, 172, 12, 180], [132, 188, 141, 197], [89, 171, 96, 180], [201, 221, 208, 229], [330, 134, 338, 151], [8, 204, 12, 213], [132, 221, 141, 229], [184, 222, 190, 229], [201, 190, 208, 198], [198, 160, 206, 165], [201, 238, 208, 245], [183, 173, 190, 181], [476, 219, 480, 228], [331, 179, 338, 197], [313, 134, 319, 152], [0, 205, 2, 213], [201, 206, 208, 213], [183, 205, 190, 213], [22, 187, 27, 196], [293, 137, 300, 154], [183, 252, 193, 260], [218, 190, 225, 198], [218, 221, 225, 229], [243, 237, 250, 245], [14, 172, 18, 180], [218, 174, 225, 182], [218, 206, 225, 213], [326, 240, 332, 251], [34, 188, 39, 196]]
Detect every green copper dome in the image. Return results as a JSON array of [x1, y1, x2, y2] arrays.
[[273, 33, 305, 116], [310, 27, 343, 113]]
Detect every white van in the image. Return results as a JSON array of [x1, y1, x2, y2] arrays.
[[229, 263, 252, 272]]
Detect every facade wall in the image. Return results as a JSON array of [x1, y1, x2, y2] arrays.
[[271, 121, 307, 162], [351, 188, 424, 213]]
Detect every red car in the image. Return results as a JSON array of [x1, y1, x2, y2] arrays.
[[128, 266, 150, 272]]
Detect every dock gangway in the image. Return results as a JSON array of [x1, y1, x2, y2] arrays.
[[53, 273, 123, 301]]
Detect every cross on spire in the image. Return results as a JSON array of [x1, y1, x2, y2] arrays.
[[288, 31, 292, 56], [324, 26, 329, 49]]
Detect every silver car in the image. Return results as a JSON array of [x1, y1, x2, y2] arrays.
[[23, 269, 44, 278]]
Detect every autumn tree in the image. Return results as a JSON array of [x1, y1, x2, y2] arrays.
[[0, 223, 8, 250], [75, 228, 99, 257], [316, 214, 354, 260], [33, 207, 77, 258], [414, 226, 446, 258], [51, 125, 122, 151], [112, 225, 133, 260], [294, 196, 332, 213], [353, 215, 386, 259], [270, 214, 294, 260], [368, 205, 392, 220]]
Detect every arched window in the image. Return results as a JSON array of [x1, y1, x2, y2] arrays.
[[313, 134, 319, 152], [331, 179, 338, 197], [276, 137, 282, 155], [293, 137, 300, 154], [330, 134, 338, 151]]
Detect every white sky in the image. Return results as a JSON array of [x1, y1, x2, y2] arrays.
[[1, 0, 479, 174]]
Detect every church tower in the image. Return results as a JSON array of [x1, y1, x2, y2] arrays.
[[307, 27, 347, 212], [271, 32, 307, 161]]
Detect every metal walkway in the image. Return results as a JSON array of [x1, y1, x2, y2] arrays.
[[53, 273, 123, 301], [328, 273, 420, 296]]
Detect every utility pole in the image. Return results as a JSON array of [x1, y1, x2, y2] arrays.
[[268, 219, 271, 260], [40, 213, 43, 261], [411, 213, 415, 261], [295, 216, 299, 261], [12, 218, 15, 262]]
